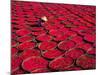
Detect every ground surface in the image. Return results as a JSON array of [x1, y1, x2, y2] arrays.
[[11, 1, 96, 75]]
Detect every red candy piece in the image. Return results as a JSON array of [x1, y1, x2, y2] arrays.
[[22, 56, 48, 72], [58, 40, 75, 51], [76, 54, 96, 69], [38, 41, 57, 50]]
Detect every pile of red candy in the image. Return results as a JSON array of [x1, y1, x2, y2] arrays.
[[11, 1, 96, 74]]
